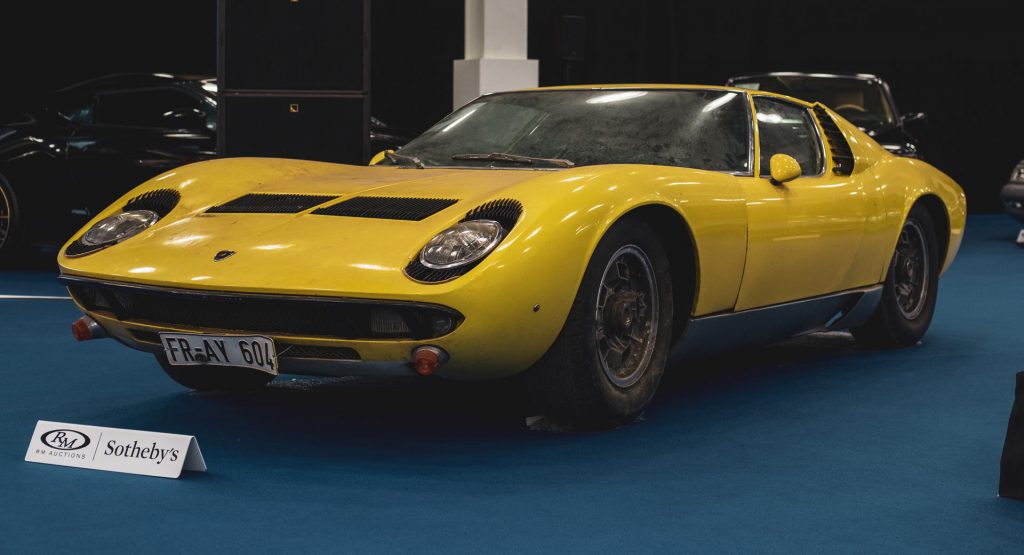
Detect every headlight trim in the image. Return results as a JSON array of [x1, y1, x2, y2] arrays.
[[405, 198, 523, 284]]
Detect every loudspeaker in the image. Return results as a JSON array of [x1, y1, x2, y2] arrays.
[[220, 94, 369, 164], [218, 0, 369, 92], [217, 0, 371, 163], [999, 372, 1024, 500], [558, 15, 586, 61]]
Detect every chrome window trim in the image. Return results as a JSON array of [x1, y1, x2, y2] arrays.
[[750, 95, 827, 179], [455, 87, 755, 177]]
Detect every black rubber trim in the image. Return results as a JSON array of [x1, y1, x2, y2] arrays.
[[206, 193, 337, 214], [405, 199, 523, 283], [312, 196, 459, 221]]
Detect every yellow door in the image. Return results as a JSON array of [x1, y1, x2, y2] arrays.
[[735, 96, 870, 311]]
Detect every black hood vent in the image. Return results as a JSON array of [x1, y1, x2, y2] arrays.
[[207, 193, 337, 214], [814, 105, 855, 176], [313, 196, 458, 221]]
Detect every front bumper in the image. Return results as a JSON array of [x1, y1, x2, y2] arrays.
[[1001, 182, 1024, 223], [62, 275, 547, 380]]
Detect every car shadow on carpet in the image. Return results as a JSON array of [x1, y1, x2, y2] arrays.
[[73, 330, 938, 478]]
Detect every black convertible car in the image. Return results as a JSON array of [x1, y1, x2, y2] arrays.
[[0, 73, 413, 256], [726, 72, 927, 159]]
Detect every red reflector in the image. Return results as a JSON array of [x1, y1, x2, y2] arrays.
[[413, 348, 440, 376], [71, 318, 92, 341]]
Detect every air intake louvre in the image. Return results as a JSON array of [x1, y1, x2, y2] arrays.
[[313, 196, 458, 221], [406, 199, 524, 284], [461, 198, 523, 230], [123, 189, 181, 218], [814, 105, 855, 176], [207, 193, 337, 214]]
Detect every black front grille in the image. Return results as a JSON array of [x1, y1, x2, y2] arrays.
[[65, 278, 462, 340], [280, 345, 360, 361], [814, 105, 855, 176], [207, 193, 337, 214], [312, 196, 458, 221]]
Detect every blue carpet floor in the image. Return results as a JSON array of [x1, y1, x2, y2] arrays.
[[1, 215, 1023, 552]]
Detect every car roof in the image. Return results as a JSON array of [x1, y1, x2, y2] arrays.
[[511, 84, 818, 108], [726, 72, 883, 84], [55, 73, 212, 94]]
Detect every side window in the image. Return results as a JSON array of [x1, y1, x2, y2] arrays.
[[93, 89, 206, 130], [52, 93, 95, 125], [753, 97, 823, 177]]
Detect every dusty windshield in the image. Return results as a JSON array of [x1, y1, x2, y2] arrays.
[[388, 89, 751, 173], [731, 75, 895, 130]]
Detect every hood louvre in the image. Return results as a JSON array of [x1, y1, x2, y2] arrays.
[[207, 193, 338, 214], [313, 196, 458, 221]]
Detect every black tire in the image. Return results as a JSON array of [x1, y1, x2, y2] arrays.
[[852, 204, 940, 348], [524, 217, 674, 426], [0, 172, 23, 257], [155, 354, 275, 391]]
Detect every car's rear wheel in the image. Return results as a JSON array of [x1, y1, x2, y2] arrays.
[[852, 204, 940, 348], [525, 217, 673, 426], [0, 172, 23, 256], [155, 354, 275, 391]]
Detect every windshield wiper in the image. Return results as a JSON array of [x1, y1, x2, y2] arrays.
[[451, 152, 574, 168], [385, 150, 425, 169]]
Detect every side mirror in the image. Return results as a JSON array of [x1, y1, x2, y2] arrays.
[[902, 112, 927, 124], [369, 149, 394, 165], [769, 153, 801, 185]]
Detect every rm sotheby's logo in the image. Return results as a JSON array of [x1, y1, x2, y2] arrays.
[[40, 429, 91, 451]]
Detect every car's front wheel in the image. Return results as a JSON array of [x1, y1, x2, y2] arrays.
[[852, 204, 940, 348], [0, 172, 23, 257], [155, 354, 275, 391], [525, 217, 674, 426]]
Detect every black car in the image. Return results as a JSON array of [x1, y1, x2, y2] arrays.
[[1001, 159, 1024, 225], [0, 73, 414, 255], [726, 72, 927, 158]]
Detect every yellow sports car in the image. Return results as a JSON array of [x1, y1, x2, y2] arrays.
[[58, 85, 966, 424]]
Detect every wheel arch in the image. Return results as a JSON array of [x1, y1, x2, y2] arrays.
[[912, 194, 951, 270], [610, 203, 698, 343]]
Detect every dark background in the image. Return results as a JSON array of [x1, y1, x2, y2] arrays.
[[1, 0, 1020, 211]]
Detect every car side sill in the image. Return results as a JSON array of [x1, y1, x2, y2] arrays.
[[675, 285, 883, 359]]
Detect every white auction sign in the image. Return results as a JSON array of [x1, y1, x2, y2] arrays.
[[25, 420, 206, 479]]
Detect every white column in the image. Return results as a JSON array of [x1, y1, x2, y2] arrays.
[[453, 0, 538, 110]]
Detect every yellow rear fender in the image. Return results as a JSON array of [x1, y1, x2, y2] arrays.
[[866, 157, 966, 280]]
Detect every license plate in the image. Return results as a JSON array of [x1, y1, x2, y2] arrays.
[[159, 333, 278, 375]]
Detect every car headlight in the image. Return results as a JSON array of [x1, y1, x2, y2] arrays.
[[1012, 164, 1024, 183], [419, 220, 504, 269], [80, 210, 159, 246]]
